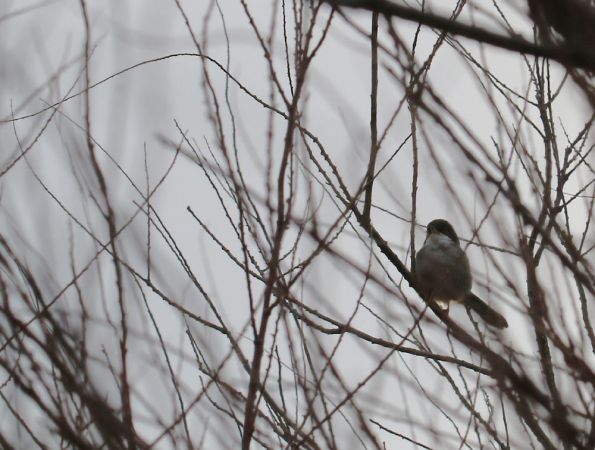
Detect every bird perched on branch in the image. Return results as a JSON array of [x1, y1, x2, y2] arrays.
[[415, 219, 508, 329]]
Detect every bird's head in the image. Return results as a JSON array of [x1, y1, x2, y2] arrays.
[[425, 219, 460, 245]]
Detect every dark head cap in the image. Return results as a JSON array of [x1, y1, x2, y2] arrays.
[[426, 219, 459, 244]]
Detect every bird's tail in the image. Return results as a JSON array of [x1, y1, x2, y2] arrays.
[[464, 293, 508, 329]]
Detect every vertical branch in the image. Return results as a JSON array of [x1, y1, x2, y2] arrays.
[[79, 1, 132, 447], [241, 81, 301, 450], [408, 101, 419, 272], [144, 144, 152, 281], [530, 59, 568, 450], [363, 11, 379, 224], [241, 9, 308, 449], [408, 5, 423, 272]]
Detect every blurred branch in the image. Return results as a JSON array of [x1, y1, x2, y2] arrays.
[[327, 0, 595, 72], [362, 11, 379, 223]]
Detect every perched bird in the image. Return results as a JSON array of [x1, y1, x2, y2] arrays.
[[415, 219, 508, 329]]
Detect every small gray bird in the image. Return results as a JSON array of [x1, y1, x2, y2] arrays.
[[415, 219, 508, 329]]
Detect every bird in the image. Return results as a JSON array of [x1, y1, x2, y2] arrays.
[[414, 219, 508, 329]]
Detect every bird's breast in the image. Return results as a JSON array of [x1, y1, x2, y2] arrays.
[[415, 239, 472, 302]]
